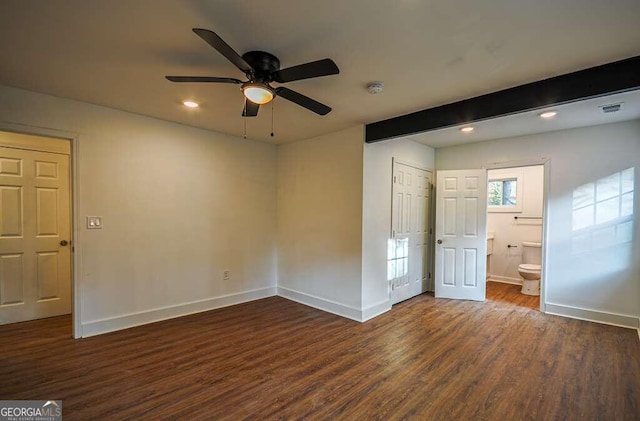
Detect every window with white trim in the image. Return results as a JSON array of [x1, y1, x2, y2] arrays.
[[487, 169, 523, 212]]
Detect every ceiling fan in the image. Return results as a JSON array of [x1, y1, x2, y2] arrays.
[[166, 28, 340, 117]]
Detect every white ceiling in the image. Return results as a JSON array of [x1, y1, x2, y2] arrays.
[[1, 0, 640, 145]]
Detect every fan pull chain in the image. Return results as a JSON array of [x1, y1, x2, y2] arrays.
[[243, 116, 247, 140], [271, 101, 275, 137]]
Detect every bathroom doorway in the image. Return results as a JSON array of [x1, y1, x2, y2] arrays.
[[485, 163, 546, 311]]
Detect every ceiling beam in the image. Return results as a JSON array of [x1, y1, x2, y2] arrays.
[[365, 55, 640, 143]]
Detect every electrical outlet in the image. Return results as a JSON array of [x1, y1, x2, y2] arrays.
[[223, 270, 230, 281]]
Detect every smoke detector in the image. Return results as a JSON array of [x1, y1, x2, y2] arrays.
[[599, 102, 623, 113], [367, 82, 384, 94]]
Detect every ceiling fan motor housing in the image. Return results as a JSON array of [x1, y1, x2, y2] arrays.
[[242, 51, 281, 81]]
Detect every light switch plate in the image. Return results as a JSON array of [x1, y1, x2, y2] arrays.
[[87, 216, 103, 229]]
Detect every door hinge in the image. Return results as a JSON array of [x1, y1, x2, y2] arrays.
[[72, 246, 75, 253], [428, 272, 431, 279], [393, 176, 397, 183], [392, 229, 395, 237], [429, 228, 433, 235]]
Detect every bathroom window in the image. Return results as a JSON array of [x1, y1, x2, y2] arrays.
[[488, 179, 517, 206], [487, 168, 523, 212]]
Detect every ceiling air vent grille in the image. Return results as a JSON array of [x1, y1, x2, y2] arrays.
[[599, 103, 623, 113]]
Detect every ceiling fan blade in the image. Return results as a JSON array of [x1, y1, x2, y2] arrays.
[[166, 76, 242, 84], [272, 59, 339, 83], [242, 99, 260, 117], [192, 28, 253, 74], [275, 87, 331, 115]]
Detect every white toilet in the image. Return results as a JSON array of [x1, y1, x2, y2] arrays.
[[518, 242, 541, 295]]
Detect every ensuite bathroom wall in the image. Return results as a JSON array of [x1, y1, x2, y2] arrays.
[[487, 165, 544, 284]]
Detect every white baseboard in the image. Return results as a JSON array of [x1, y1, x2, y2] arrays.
[[277, 286, 362, 322], [487, 275, 522, 285], [81, 286, 277, 337], [545, 302, 640, 330], [362, 300, 392, 322]]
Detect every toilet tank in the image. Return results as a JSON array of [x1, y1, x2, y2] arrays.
[[522, 242, 542, 265]]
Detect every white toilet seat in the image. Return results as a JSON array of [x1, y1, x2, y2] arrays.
[[518, 263, 541, 272]]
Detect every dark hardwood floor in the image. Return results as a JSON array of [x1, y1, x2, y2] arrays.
[[1, 282, 638, 420]]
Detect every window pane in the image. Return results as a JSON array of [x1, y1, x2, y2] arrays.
[[488, 181, 502, 206], [502, 180, 517, 205], [596, 173, 620, 201], [595, 196, 620, 224], [573, 183, 595, 209]]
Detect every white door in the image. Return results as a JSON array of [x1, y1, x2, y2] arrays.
[[0, 146, 72, 324], [412, 169, 432, 296], [390, 161, 432, 305], [434, 169, 487, 301], [390, 163, 412, 304]]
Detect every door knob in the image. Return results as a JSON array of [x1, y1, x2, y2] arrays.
[[60, 240, 69, 246], [437, 239, 443, 244]]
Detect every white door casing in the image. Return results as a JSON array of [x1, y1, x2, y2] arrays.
[[390, 161, 432, 305], [434, 169, 487, 301], [0, 146, 72, 323]]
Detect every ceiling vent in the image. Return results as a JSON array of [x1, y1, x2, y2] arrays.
[[599, 102, 623, 113]]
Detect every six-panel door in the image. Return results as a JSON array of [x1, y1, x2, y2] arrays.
[[434, 169, 487, 301], [0, 146, 71, 323]]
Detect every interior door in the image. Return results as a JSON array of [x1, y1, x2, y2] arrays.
[[412, 169, 432, 296], [434, 169, 487, 301], [390, 162, 432, 304], [0, 146, 72, 323], [390, 163, 412, 304]]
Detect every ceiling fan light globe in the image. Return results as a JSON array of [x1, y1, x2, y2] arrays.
[[242, 84, 274, 105]]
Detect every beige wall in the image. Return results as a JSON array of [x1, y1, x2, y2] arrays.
[[277, 126, 364, 317], [0, 85, 278, 336]]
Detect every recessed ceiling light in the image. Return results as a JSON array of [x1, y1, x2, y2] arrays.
[[183, 100, 199, 108], [460, 126, 474, 133], [539, 111, 557, 119]]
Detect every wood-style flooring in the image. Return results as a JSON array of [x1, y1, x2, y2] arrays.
[[1, 282, 638, 420]]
